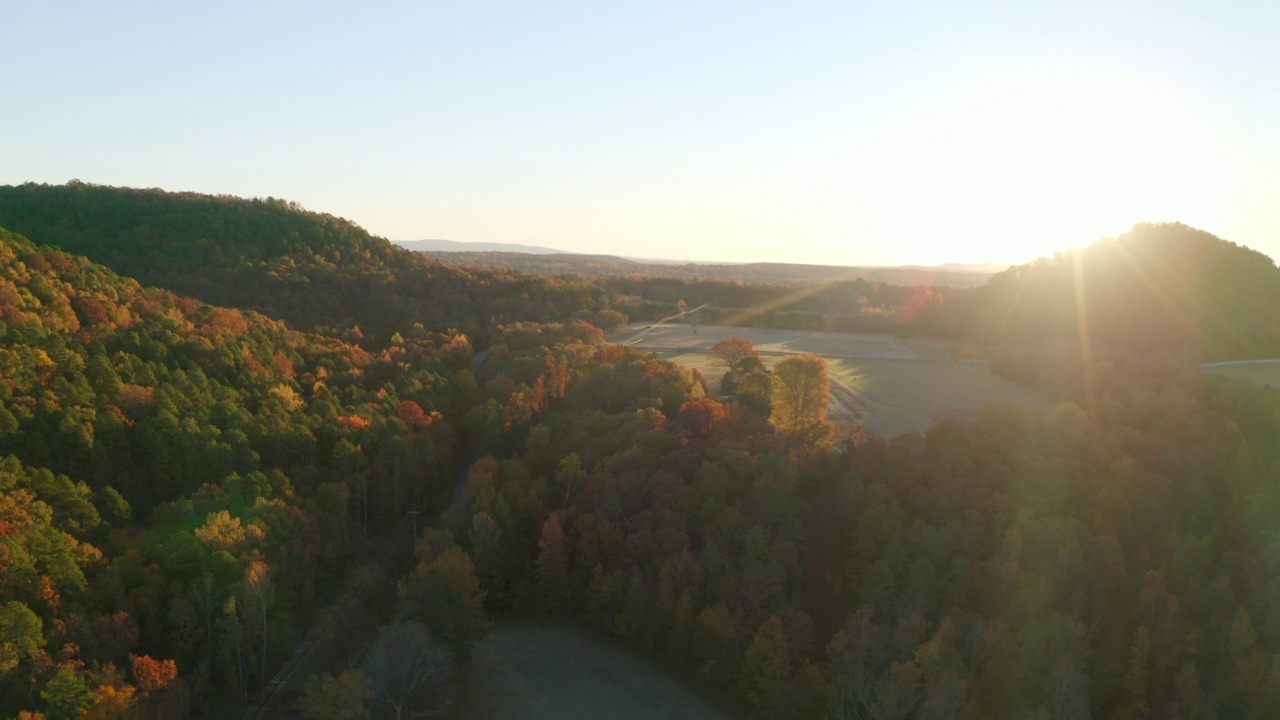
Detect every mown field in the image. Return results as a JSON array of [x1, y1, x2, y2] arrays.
[[622, 324, 1049, 438], [463, 621, 741, 719]]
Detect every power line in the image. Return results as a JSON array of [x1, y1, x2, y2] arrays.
[[620, 304, 709, 346], [241, 520, 412, 719]]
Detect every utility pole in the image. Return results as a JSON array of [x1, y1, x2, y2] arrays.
[[407, 510, 420, 542]]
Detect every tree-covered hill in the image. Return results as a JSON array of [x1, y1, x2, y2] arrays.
[[0, 223, 534, 715], [0, 221, 635, 717], [0, 182, 608, 345], [914, 223, 1280, 361], [5, 188, 1280, 719]]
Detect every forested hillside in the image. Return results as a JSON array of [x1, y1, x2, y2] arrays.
[[0, 183, 610, 345], [0, 224, 614, 717], [2, 188, 1280, 719], [416, 345, 1280, 719], [0, 225, 426, 716], [915, 223, 1280, 361]]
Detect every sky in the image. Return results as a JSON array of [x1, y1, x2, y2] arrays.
[[3, 1, 1277, 267]]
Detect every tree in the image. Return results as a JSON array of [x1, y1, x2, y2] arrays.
[[593, 309, 629, 333], [130, 654, 179, 720], [397, 546, 489, 661], [736, 367, 773, 415], [1113, 626, 1151, 720], [709, 336, 760, 368], [130, 654, 178, 694], [741, 615, 795, 717], [396, 401, 432, 432], [769, 354, 830, 434], [675, 398, 729, 436], [82, 682, 137, 720], [365, 622, 454, 720], [40, 667, 94, 720], [553, 453, 585, 508], [536, 512, 571, 613], [0, 601, 46, 673], [241, 560, 273, 689], [300, 669, 373, 720]]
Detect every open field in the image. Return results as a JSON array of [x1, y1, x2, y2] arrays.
[[617, 324, 1049, 438], [1203, 360, 1280, 387], [823, 358, 1050, 437], [463, 621, 741, 719], [618, 323, 951, 361]]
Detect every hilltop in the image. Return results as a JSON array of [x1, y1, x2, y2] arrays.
[[0, 183, 601, 344], [915, 222, 1280, 361]]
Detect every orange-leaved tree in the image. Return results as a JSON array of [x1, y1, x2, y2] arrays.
[[709, 336, 760, 369]]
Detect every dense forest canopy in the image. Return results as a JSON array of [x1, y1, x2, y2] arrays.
[[0, 183, 611, 346], [0, 219, 631, 717], [2, 185, 1279, 719], [915, 223, 1280, 361]]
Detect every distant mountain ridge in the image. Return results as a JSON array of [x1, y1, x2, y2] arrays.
[[409, 251, 998, 289], [394, 238, 572, 254], [396, 239, 1007, 276]]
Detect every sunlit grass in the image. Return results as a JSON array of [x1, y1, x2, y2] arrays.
[[655, 330, 1048, 438]]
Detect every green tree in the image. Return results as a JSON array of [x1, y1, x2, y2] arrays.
[[0, 601, 46, 673], [40, 667, 94, 720]]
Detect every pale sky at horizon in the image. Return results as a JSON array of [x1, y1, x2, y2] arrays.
[[3, 1, 1277, 267]]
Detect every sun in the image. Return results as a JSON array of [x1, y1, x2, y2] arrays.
[[842, 67, 1238, 265]]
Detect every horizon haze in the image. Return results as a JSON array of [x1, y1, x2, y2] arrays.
[[3, 2, 1278, 267]]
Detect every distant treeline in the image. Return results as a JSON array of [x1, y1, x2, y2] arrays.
[[417, 249, 996, 288], [610, 276, 945, 333]]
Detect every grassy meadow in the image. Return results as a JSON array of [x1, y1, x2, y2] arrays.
[[623, 324, 1049, 438]]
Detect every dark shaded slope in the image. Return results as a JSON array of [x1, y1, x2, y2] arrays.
[[915, 223, 1280, 360], [0, 183, 601, 344]]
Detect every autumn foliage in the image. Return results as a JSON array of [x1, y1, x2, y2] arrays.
[[1, 187, 1280, 719]]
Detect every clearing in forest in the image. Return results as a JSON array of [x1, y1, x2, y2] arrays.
[[618, 324, 1048, 438], [463, 621, 741, 719]]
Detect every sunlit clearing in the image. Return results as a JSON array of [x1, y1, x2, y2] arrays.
[[838, 68, 1238, 264]]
